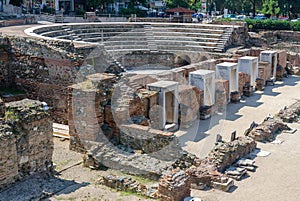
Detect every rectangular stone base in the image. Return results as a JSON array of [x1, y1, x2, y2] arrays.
[[212, 178, 234, 192]]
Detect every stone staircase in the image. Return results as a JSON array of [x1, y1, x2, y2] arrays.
[[30, 23, 239, 56], [214, 27, 234, 52], [62, 25, 81, 41], [144, 24, 158, 53]]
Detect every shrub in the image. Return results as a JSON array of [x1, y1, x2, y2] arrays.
[[291, 21, 300, 31], [245, 19, 300, 31], [216, 18, 232, 22]]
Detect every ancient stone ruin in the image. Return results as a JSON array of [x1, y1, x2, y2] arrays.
[[0, 21, 300, 200]]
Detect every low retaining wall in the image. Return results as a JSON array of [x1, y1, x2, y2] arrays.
[[0, 16, 37, 27]]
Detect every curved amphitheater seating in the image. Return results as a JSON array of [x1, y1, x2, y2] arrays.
[[30, 23, 236, 57]]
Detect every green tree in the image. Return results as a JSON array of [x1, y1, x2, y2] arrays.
[[166, 0, 190, 9], [261, 0, 280, 17], [86, 0, 115, 12], [118, 0, 148, 17]]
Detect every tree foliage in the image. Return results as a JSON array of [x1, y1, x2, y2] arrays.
[[166, 0, 190, 9], [261, 0, 280, 16]]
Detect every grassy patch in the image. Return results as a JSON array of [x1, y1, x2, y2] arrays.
[[130, 175, 155, 185]]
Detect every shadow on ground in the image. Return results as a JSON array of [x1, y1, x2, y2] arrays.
[[0, 173, 89, 201]]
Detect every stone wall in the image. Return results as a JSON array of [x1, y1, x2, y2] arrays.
[[250, 47, 265, 59], [121, 51, 176, 69], [287, 52, 300, 67], [238, 72, 251, 94], [0, 37, 10, 88], [258, 61, 272, 83], [0, 16, 37, 27], [98, 174, 155, 198], [120, 124, 175, 154], [0, 35, 93, 124], [215, 79, 229, 111], [207, 137, 256, 172], [260, 30, 300, 42], [0, 99, 53, 189], [136, 88, 158, 118]]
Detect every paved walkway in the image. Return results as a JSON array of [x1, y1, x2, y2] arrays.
[[185, 75, 300, 201], [176, 76, 300, 158]]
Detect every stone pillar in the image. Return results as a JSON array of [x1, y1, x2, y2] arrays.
[[260, 51, 278, 81], [216, 62, 239, 102], [238, 56, 259, 87], [147, 81, 179, 130], [189, 69, 215, 106]]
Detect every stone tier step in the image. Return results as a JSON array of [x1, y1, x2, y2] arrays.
[[151, 27, 225, 33], [152, 31, 223, 37]]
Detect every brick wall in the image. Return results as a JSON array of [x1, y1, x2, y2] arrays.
[[238, 72, 251, 95], [0, 124, 18, 189], [158, 169, 191, 201], [68, 73, 118, 152], [258, 61, 272, 83], [178, 85, 202, 128]]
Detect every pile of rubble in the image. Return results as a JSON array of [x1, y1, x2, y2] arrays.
[[225, 158, 256, 180], [172, 151, 197, 170], [277, 101, 300, 123], [245, 117, 290, 142]]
